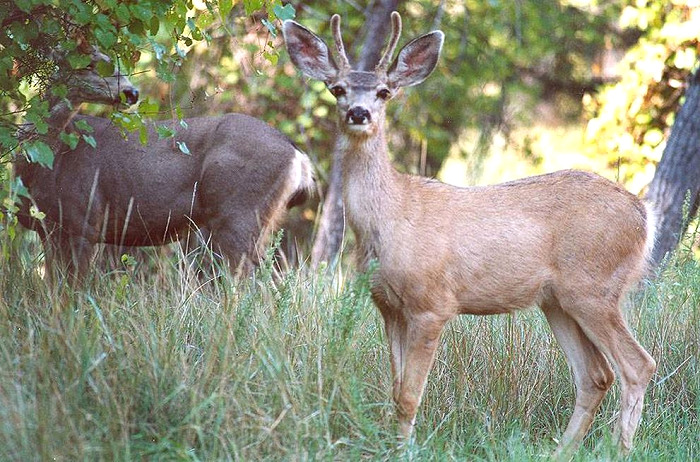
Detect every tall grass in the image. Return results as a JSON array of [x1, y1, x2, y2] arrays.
[[0, 236, 698, 460]]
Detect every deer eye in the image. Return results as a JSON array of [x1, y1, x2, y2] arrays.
[[329, 85, 346, 98], [376, 88, 391, 100]]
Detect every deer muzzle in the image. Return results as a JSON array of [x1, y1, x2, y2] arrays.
[[346, 106, 371, 126], [122, 87, 139, 106]]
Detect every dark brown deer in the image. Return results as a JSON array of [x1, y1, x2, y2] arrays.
[[15, 48, 313, 283], [283, 12, 656, 457]]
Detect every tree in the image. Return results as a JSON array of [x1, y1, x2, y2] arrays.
[[310, 0, 398, 266], [645, 67, 700, 266]]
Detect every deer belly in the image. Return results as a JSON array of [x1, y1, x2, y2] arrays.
[[98, 207, 193, 246]]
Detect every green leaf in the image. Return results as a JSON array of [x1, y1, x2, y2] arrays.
[[273, 4, 295, 21], [150, 15, 160, 35], [95, 27, 117, 49], [75, 119, 94, 133], [130, 3, 153, 22], [139, 125, 148, 145], [128, 19, 145, 36], [111, 112, 142, 132], [138, 98, 159, 115], [82, 134, 97, 148], [261, 18, 276, 38], [219, 0, 233, 19], [115, 3, 131, 23], [29, 205, 46, 220], [263, 51, 279, 65], [67, 53, 92, 70], [11, 177, 30, 199], [26, 99, 50, 135], [156, 60, 175, 83], [96, 60, 115, 78], [14, 0, 34, 13], [24, 141, 54, 168], [176, 141, 190, 155], [243, 0, 264, 15], [51, 84, 68, 99], [0, 127, 17, 150], [156, 125, 175, 139], [60, 131, 80, 150]]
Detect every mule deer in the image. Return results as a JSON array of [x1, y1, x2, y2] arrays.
[[15, 48, 313, 283], [284, 12, 656, 457]]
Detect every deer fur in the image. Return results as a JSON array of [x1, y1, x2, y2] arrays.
[[283, 12, 656, 458], [15, 48, 313, 282]]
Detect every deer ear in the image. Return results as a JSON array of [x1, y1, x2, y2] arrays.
[[283, 20, 338, 82], [387, 31, 444, 88]]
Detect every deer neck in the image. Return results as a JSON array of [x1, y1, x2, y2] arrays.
[[339, 126, 402, 263], [47, 98, 80, 134]]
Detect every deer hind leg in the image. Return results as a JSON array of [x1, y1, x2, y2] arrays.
[[541, 298, 615, 459], [208, 215, 260, 276], [379, 306, 448, 439], [42, 232, 93, 287], [562, 294, 656, 454]]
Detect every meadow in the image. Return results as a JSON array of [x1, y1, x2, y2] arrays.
[[0, 233, 698, 461]]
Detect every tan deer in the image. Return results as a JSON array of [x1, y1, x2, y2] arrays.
[[15, 48, 313, 283], [283, 12, 656, 457]]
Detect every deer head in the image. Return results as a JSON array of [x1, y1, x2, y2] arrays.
[[51, 46, 139, 108], [283, 12, 443, 137]]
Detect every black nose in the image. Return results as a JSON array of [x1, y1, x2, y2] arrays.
[[346, 106, 371, 125], [122, 88, 139, 105]]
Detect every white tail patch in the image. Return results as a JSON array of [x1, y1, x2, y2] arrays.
[[292, 148, 315, 194]]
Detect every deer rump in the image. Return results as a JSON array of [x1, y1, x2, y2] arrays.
[[16, 113, 307, 264]]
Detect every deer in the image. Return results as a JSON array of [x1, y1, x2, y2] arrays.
[[14, 47, 314, 284], [283, 12, 656, 458]]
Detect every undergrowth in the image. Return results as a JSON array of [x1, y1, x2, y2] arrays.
[[0, 235, 698, 461]]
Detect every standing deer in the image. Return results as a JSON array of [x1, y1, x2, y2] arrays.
[[15, 48, 313, 283], [283, 12, 656, 457]]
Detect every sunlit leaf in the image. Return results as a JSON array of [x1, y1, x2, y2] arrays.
[[273, 3, 295, 21], [177, 141, 190, 155], [156, 125, 175, 139], [24, 141, 54, 169], [60, 131, 80, 150]]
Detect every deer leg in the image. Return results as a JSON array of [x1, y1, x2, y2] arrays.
[[541, 299, 615, 459], [40, 233, 92, 286], [69, 235, 93, 280], [381, 309, 448, 439], [380, 310, 407, 413], [565, 297, 656, 454], [209, 219, 258, 276]]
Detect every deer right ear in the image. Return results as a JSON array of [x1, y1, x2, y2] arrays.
[[387, 31, 444, 89], [283, 20, 338, 82]]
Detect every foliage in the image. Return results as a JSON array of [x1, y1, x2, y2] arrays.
[[125, 0, 637, 183], [585, 0, 699, 191], [255, 1, 633, 180], [0, 233, 698, 459], [0, 0, 294, 242]]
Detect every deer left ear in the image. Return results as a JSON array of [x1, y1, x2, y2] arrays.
[[387, 31, 444, 89]]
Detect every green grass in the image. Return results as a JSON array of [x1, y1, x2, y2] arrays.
[[0, 237, 698, 461]]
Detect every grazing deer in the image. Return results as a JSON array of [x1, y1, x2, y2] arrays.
[[283, 12, 656, 457], [15, 48, 313, 283]]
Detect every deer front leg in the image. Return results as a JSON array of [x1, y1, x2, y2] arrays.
[[381, 309, 448, 439]]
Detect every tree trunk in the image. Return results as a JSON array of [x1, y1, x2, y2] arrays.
[[310, 0, 400, 267], [645, 67, 700, 268]]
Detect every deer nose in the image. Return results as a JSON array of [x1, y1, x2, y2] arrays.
[[346, 107, 371, 125], [122, 87, 139, 106]]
